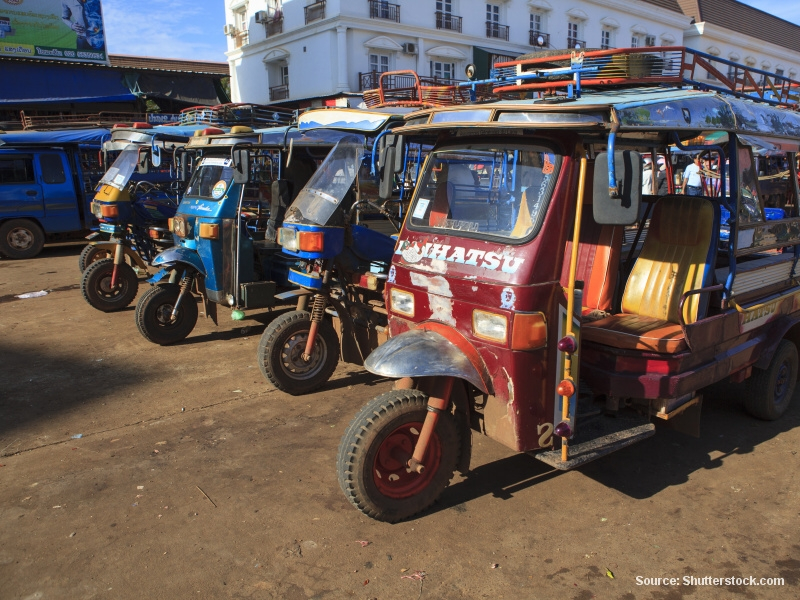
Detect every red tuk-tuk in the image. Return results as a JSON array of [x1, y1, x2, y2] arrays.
[[336, 47, 800, 522]]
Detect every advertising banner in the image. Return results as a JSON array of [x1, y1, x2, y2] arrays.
[[0, 0, 108, 64]]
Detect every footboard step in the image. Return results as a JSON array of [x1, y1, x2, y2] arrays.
[[533, 422, 655, 470]]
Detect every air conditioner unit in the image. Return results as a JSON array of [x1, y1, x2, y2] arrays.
[[223, 24, 237, 36], [254, 11, 269, 24], [402, 42, 418, 54]]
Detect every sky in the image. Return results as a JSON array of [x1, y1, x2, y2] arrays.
[[100, 0, 800, 63]]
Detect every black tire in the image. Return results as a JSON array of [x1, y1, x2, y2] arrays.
[[0, 219, 45, 259], [337, 389, 461, 523], [81, 258, 139, 312], [78, 244, 113, 272], [257, 310, 340, 395], [135, 282, 198, 345], [744, 339, 798, 420]]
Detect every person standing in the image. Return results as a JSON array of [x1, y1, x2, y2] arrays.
[[641, 156, 653, 194], [683, 155, 703, 196]]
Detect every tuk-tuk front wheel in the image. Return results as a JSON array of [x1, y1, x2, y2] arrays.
[[78, 244, 113, 273], [337, 389, 461, 523], [135, 282, 198, 345], [744, 339, 797, 420], [257, 310, 339, 395], [81, 258, 139, 312]]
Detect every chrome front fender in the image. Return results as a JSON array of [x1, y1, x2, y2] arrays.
[[364, 328, 490, 394]]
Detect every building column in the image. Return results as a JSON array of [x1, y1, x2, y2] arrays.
[[336, 25, 350, 92]]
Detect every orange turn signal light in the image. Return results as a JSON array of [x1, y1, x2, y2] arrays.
[[510, 312, 547, 351], [100, 204, 119, 218], [298, 231, 324, 252], [199, 223, 219, 239]]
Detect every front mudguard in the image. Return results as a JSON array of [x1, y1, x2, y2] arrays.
[[151, 245, 207, 276], [87, 241, 148, 271], [364, 325, 492, 395]]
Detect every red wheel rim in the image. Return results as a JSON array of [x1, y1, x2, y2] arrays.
[[372, 421, 442, 499]]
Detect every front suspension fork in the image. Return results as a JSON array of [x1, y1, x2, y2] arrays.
[[301, 262, 333, 361], [408, 377, 454, 474], [171, 272, 194, 321], [110, 241, 125, 288]]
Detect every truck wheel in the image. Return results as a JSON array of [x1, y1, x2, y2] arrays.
[[0, 219, 45, 259], [745, 339, 798, 420], [81, 258, 139, 312], [257, 310, 339, 395], [337, 389, 461, 523], [78, 244, 112, 272], [135, 283, 198, 345]]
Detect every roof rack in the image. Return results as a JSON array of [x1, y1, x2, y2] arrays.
[[173, 103, 295, 127], [19, 110, 148, 130], [364, 48, 800, 110]]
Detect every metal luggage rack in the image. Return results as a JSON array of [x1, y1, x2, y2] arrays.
[[364, 47, 800, 109], [174, 103, 296, 127], [19, 110, 149, 130]]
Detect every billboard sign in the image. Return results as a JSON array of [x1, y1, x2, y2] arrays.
[[0, 0, 109, 64]]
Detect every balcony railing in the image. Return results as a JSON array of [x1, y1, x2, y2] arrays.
[[369, 0, 400, 22], [529, 30, 549, 47], [435, 11, 462, 33], [567, 37, 586, 49], [486, 22, 509, 41], [266, 16, 283, 37], [305, 0, 325, 24], [269, 84, 289, 101], [359, 70, 465, 92], [234, 30, 249, 49]]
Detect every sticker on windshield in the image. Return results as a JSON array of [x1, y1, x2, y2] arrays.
[[113, 173, 126, 185], [202, 157, 232, 167], [412, 198, 430, 219], [211, 180, 228, 199]]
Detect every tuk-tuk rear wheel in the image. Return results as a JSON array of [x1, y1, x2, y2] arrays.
[[135, 282, 198, 345], [81, 258, 139, 312], [78, 244, 113, 273], [744, 339, 797, 421], [337, 389, 461, 523], [257, 310, 340, 396]]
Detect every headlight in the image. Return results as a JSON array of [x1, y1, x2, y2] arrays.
[[172, 216, 188, 238], [91, 202, 102, 218], [278, 227, 298, 252], [472, 309, 508, 343], [390, 288, 414, 317]]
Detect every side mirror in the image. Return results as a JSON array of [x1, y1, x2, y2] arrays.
[[593, 150, 642, 225], [179, 158, 189, 182], [137, 152, 149, 174], [232, 148, 250, 184]]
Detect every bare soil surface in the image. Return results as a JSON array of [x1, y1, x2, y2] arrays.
[[1, 246, 799, 599]]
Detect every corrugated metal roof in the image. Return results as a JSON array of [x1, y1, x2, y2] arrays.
[[109, 55, 229, 76]]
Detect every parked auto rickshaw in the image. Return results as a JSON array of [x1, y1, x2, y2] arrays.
[[336, 47, 800, 522], [133, 124, 359, 345], [80, 124, 200, 311]]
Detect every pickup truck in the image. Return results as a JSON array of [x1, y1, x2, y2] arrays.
[[0, 128, 109, 259]]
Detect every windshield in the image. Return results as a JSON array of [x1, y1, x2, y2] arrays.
[[99, 149, 139, 191], [285, 137, 365, 225], [408, 143, 561, 241], [184, 157, 235, 200]]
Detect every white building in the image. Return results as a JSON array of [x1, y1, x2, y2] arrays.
[[223, 0, 800, 107]]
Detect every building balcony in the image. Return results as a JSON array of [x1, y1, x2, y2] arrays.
[[486, 22, 509, 41], [305, 1, 325, 24], [234, 30, 249, 49], [369, 0, 400, 22], [567, 36, 586, 49], [266, 16, 283, 37], [270, 84, 289, 101], [435, 11, 462, 33], [529, 30, 549, 47], [359, 70, 465, 92]]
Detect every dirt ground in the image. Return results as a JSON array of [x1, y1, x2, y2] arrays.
[[1, 245, 799, 600]]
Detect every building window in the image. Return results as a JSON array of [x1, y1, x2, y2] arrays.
[[233, 7, 249, 48], [370, 53, 390, 74], [645, 35, 655, 47], [776, 68, 785, 77], [431, 60, 454, 81], [706, 60, 717, 80], [601, 29, 612, 50], [281, 64, 289, 86], [530, 13, 542, 34], [567, 22, 582, 48], [630, 35, 639, 48], [436, 0, 452, 14]]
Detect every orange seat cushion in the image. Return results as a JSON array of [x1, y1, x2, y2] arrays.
[[582, 313, 687, 353]]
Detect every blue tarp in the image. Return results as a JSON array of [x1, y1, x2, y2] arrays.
[[0, 62, 136, 104], [0, 128, 111, 146]]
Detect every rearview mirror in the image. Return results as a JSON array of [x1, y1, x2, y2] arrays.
[[593, 150, 642, 225], [232, 148, 250, 184], [137, 152, 149, 174]]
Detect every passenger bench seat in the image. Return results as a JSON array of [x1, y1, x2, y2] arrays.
[[581, 195, 718, 353]]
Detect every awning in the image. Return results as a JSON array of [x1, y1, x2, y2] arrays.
[[0, 128, 111, 146], [0, 62, 135, 104], [122, 72, 228, 105]]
